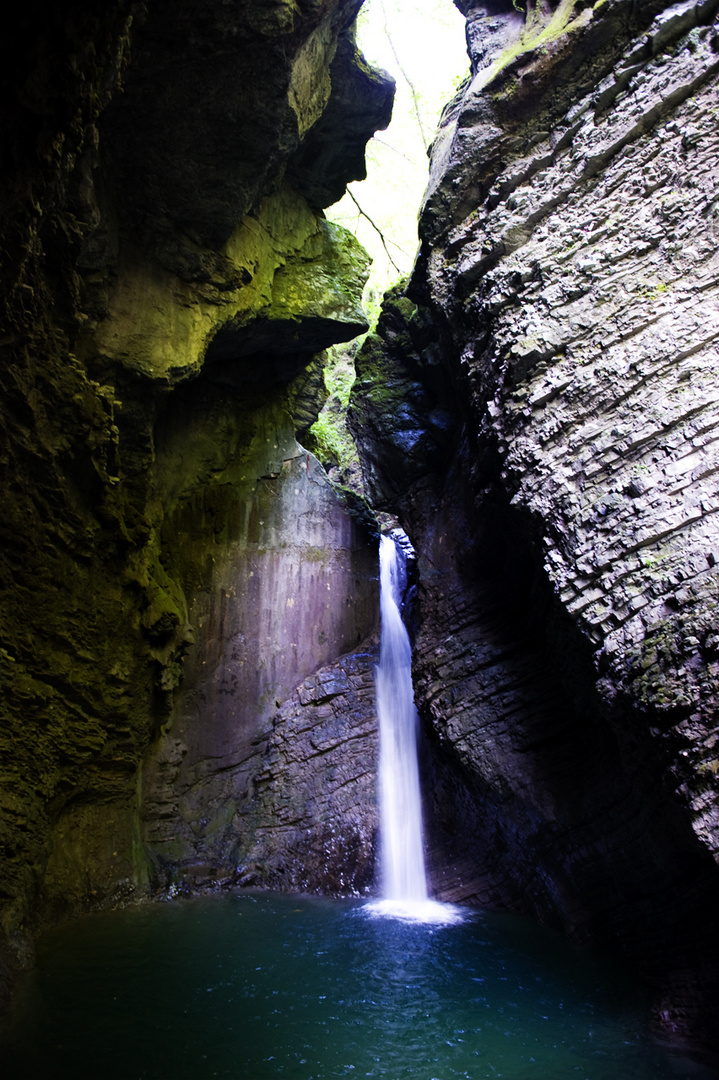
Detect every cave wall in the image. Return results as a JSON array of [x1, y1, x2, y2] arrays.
[[351, 0, 719, 1052], [4, 0, 719, 1055], [138, 390, 379, 896], [0, 0, 392, 997]]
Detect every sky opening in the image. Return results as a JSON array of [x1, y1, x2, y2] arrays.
[[328, 0, 468, 302]]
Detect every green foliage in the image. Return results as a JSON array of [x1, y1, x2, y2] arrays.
[[306, 344, 362, 483], [323, 343, 356, 408], [327, 0, 468, 297], [310, 3, 468, 487], [309, 412, 346, 465]]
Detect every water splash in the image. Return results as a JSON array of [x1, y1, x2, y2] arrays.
[[364, 896, 465, 925], [373, 534, 464, 925]]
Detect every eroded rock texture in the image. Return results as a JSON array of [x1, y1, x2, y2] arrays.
[[352, 0, 719, 1054], [0, 0, 392, 1000]]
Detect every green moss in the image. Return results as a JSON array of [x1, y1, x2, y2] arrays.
[[305, 342, 364, 482], [477, 0, 590, 95], [93, 186, 370, 384], [266, 219, 370, 332], [324, 344, 356, 408], [142, 583, 182, 640], [308, 411, 354, 469], [302, 546, 331, 563]]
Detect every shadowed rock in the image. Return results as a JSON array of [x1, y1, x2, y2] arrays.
[[0, 0, 390, 1004], [351, 0, 719, 1055]]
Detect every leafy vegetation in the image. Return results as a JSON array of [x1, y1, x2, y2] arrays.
[[305, 342, 365, 487], [328, 0, 468, 296], [309, 1, 467, 493]]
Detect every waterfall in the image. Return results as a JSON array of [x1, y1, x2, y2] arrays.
[[376, 533, 427, 902], [368, 533, 463, 925]]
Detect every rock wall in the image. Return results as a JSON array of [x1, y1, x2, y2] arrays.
[[0, 0, 392, 999], [138, 421, 379, 895], [351, 0, 719, 1055], [4, 0, 719, 1058]]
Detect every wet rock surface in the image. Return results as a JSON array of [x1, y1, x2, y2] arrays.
[[3, 0, 719, 1060], [143, 643, 380, 896], [0, 0, 389, 998], [352, 0, 719, 1054], [349, 285, 457, 508], [138, 406, 379, 894]]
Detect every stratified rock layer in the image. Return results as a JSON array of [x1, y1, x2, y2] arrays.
[[352, 0, 719, 1054], [137, 412, 379, 893], [142, 642, 380, 896], [0, 0, 391, 1000]]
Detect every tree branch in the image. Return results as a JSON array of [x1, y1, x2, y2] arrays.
[[379, 0, 429, 153], [370, 136, 417, 165], [345, 188, 405, 275]]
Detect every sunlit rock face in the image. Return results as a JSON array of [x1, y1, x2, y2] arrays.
[[140, 384, 379, 893], [352, 0, 719, 1053], [0, 0, 392, 995]]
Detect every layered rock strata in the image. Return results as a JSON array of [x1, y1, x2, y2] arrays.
[[146, 643, 381, 897], [0, 0, 392, 1000], [352, 0, 719, 1054]]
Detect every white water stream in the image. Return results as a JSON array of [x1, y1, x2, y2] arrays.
[[370, 535, 462, 924], [376, 533, 427, 902]]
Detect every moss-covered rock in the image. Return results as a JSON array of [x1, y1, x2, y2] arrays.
[[349, 282, 458, 510], [0, 0, 392, 1000]]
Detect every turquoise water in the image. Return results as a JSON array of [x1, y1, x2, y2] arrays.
[[1, 891, 714, 1080]]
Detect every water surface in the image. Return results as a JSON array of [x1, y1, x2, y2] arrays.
[[1, 891, 713, 1080]]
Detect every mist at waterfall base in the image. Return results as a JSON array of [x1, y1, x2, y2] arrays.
[[1, 891, 713, 1080]]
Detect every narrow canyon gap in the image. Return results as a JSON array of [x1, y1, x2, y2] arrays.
[[1, 0, 719, 1063]]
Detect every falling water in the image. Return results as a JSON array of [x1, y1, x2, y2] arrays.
[[371, 533, 463, 925], [375, 533, 427, 902]]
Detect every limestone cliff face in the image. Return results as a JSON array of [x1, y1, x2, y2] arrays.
[[0, 0, 392, 996], [352, 0, 719, 1052], [4, 0, 719, 1056]]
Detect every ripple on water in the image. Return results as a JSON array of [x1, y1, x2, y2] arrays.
[[0, 891, 715, 1080]]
